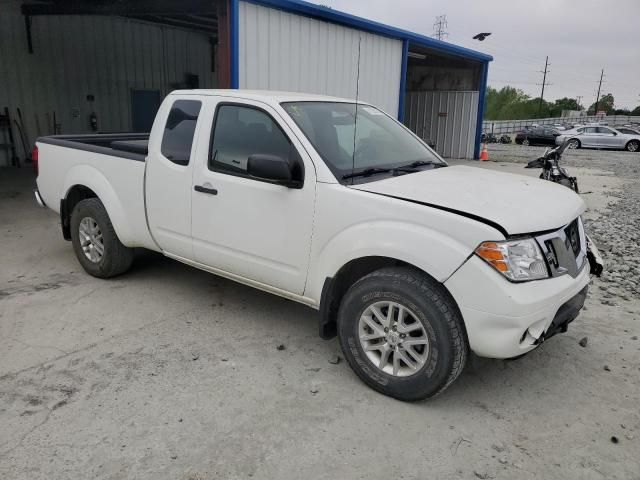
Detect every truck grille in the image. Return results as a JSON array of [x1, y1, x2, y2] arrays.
[[535, 217, 587, 278], [564, 218, 581, 257]]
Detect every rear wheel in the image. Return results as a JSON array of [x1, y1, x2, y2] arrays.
[[626, 140, 639, 152], [567, 138, 580, 149], [70, 198, 134, 278], [337, 267, 468, 401]]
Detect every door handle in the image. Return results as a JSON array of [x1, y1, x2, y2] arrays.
[[194, 185, 218, 195]]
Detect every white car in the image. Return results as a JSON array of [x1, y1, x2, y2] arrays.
[[556, 125, 640, 152], [34, 90, 601, 400]]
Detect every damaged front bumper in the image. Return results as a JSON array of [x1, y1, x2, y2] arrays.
[[586, 234, 603, 277], [445, 254, 592, 359], [532, 285, 588, 344]]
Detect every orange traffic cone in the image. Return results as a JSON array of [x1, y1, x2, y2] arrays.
[[480, 143, 489, 161]]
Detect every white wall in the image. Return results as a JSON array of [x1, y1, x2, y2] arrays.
[[405, 91, 479, 159], [238, 2, 403, 116], [0, 0, 214, 166]]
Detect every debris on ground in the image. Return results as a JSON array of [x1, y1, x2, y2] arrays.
[[450, 436, 471, 456], [491, 443, 506, 453], [328, 354, 341, 364], [579, 337, 588, 348], [276, 344, 286, 351]]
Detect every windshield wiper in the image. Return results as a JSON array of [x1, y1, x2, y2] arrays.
[[342, 167, 393, 180], [392, 160, 444, 173]]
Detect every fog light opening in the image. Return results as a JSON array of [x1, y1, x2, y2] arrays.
[[520, 328, 542, 346]]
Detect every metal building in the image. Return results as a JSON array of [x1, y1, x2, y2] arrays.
[[0, 0, 492, 167]]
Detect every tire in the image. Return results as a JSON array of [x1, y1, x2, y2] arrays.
[[567, 138, 580, 149], [70, 198, 134, 278], [522, 138, 530, 146], [626, 140, 639, 152], [337, 267, 468, 401]]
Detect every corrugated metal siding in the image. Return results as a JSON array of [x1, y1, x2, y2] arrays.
[[0, 0, 214, 166], [405, 91, 479, 159], [238, 2, 402, 115]]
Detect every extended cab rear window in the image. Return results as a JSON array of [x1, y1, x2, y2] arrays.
[[161, 99, 202, 165]]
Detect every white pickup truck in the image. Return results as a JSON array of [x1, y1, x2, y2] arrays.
[[34, 90, 602, 401]]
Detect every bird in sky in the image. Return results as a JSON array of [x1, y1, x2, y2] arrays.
[[472, 32, 492, 41]]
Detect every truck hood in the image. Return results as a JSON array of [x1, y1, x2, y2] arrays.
[[351, 165, 586, 236]]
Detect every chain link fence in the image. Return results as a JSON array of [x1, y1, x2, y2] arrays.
[[482, 115, 640, 135]]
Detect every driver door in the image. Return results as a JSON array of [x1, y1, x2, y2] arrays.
[[597, 127, 623, 148], [190, 98, 316, 295]]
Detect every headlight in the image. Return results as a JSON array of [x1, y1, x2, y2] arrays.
[[475, 238, 548, 281]]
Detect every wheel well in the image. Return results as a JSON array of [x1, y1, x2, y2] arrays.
[[61, 185, 98, 240], [318, 256, 431, 339], [626, 139, 639, 148]]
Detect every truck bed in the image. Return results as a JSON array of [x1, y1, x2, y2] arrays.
[[37, 133, 149, 161], [35, 132, 157, 251]]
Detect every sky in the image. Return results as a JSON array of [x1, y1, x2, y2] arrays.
[[308, 0, 640, 110]]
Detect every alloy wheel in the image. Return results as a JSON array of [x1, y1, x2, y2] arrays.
[[358, 301, 429, 377], [79, 217, 104, 263]]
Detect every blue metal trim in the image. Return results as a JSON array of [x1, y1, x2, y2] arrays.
[[241, 0, 493, 63], [473, 62, 489, 159], [397, 39, 408, 121], [230, 0, 240, 88]]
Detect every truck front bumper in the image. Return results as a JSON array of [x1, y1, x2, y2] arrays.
[[444, 255, 591, 359]]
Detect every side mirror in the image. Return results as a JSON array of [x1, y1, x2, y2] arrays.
[[247, 154, 301, 188]]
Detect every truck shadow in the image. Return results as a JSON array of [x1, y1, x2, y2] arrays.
[[126, 249, 591, 408]]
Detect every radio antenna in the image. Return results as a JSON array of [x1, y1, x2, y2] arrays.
[[350, 35, 362, 184]]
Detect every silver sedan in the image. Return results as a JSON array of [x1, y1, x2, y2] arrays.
[[556, 126, 640, 152]]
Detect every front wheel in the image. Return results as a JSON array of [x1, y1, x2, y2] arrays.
[[567, 139, 580, 149], [337, 267, 468, 401], [626, 140, 639, 152], [522, 138, 530, 146], [70, 198, 134, 278]]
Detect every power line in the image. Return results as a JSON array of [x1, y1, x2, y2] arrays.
[[594, 69, 605, 113], [536, 56, 552, 115], [432, 15, 448, 41]]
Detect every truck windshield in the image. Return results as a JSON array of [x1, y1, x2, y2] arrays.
[[281, 102, 444, 181]]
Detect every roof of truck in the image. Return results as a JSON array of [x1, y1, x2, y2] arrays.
[[170, 89, 363, 105]]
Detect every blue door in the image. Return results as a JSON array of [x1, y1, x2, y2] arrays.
[[131, 90, 161, 132]]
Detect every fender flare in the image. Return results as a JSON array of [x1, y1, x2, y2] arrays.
[[61, 164, 134, 245], [305, 219, 474, 303]]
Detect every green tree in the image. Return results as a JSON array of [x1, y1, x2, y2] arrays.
[[587, 93, 615, 114], [631, 105, 640, 116], [549, 97, 582, 117], [484, 86, 563, 120]]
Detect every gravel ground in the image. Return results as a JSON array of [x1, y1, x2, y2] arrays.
[[1, 151, 639, 480], [487, 143, 640, 302]]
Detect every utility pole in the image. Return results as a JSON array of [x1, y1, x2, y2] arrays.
[[537, 56, 551, 117], [576, 96, 583, 108], [432, 15, 448, 41], [594, 68, 605, 114]]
